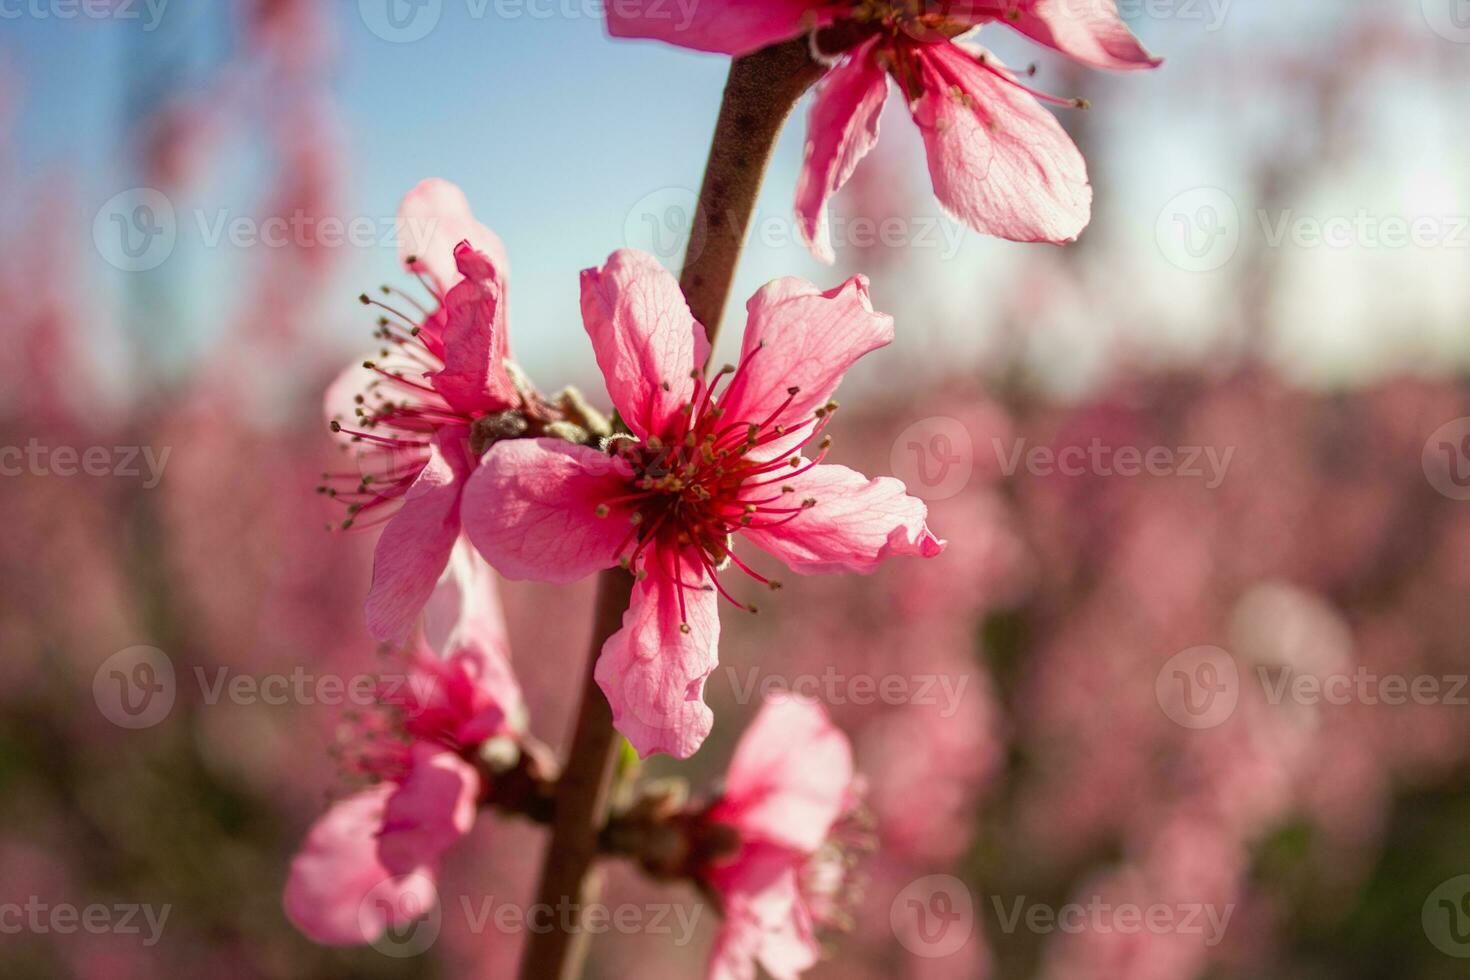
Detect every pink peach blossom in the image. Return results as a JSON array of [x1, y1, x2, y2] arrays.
[[323, 178, 529, 642], [462, 250, 942, 758], [700, 696, 861, 980], [283, 551, 523, 945], [607, 0, 1159, 261]]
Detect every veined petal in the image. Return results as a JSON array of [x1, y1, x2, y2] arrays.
[[910, 41, 1091, 244], [462, 438, 633, 583], [743, 462, 944, 574], [718, 276, 893, 453], [581, 249, 710, 442], [999, 0, 1162, 71], [709, 696, 854, 853], [398, 178, 509, 298], [283, 785, 439, 945], [606, 0, 830, 56], [377, 743, 480, 876], [364, 428, 472, 642], [431, 241, 518, 414], [795, 39, 889, 265], [595, 550, 719, 759]]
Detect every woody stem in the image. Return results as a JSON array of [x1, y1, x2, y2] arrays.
[[679, 39, 827, 338], [514, 39, 823, 980]]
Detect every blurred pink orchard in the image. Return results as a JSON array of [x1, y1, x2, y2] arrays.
[[462, 250, 943, 759], [700, 696, 864, 980], [607, 0, 1160, 261], [284, 550, 526, 945], [323, 179, 540, 642]]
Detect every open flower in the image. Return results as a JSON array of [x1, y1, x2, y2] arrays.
[[283, 548, 525, 945], [700, 696, 864, 980], [462, 249, 942, 758], [607, 0, 1160, 260], [322, 178, 538, 642]]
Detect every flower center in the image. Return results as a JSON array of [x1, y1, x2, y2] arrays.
[[599, 346, 837, 616]]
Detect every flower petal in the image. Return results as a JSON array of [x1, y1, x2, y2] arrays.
[[710, 696, 853, 853], [442, 541, 525, 737], [606, 0, 829, 56], [910, 42, 1091, 244], [595, 550, 719, 759], [462, 438, 633, 583], [581, 249, 711, 442], [364, 428, 472, 642], [283, 786, 439, 945], [398, 178, 508, 298], [795, 39, 889, 265], [706, 847, 810, 980], [717, 275, 892, 457], [431, 241, 519, 414], [743, 462, 944, 574], [1000, 0, 1162, 71], [377, 743, 480, 876]]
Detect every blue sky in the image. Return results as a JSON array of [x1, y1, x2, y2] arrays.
[[7, 2, 1468, 394]]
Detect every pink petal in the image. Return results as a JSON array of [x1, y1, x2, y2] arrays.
[[707, 911, 766, 980], [398, 178, 508, 298], [709, 696, 853, 853], [910, 41, 1091, 244], [283, 786, 439, 945], [743, 462, 944, 574], [581, 249, 710, 442], [754, 905, 821, 980], [443, 542, 525, 738], [795, 39, 889, 264], [705, 848, 810, 980], [430, 241, 519, 414], [1001, 0, 1162, 71], [462, 438, 633, 583], [377, 743, 480, 876], [718, 275, 892, 458], [606, 0, 830, 56], [445, 539, 511, 664], [364, 428, 472, 642], [594, 549, 719, 759]]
